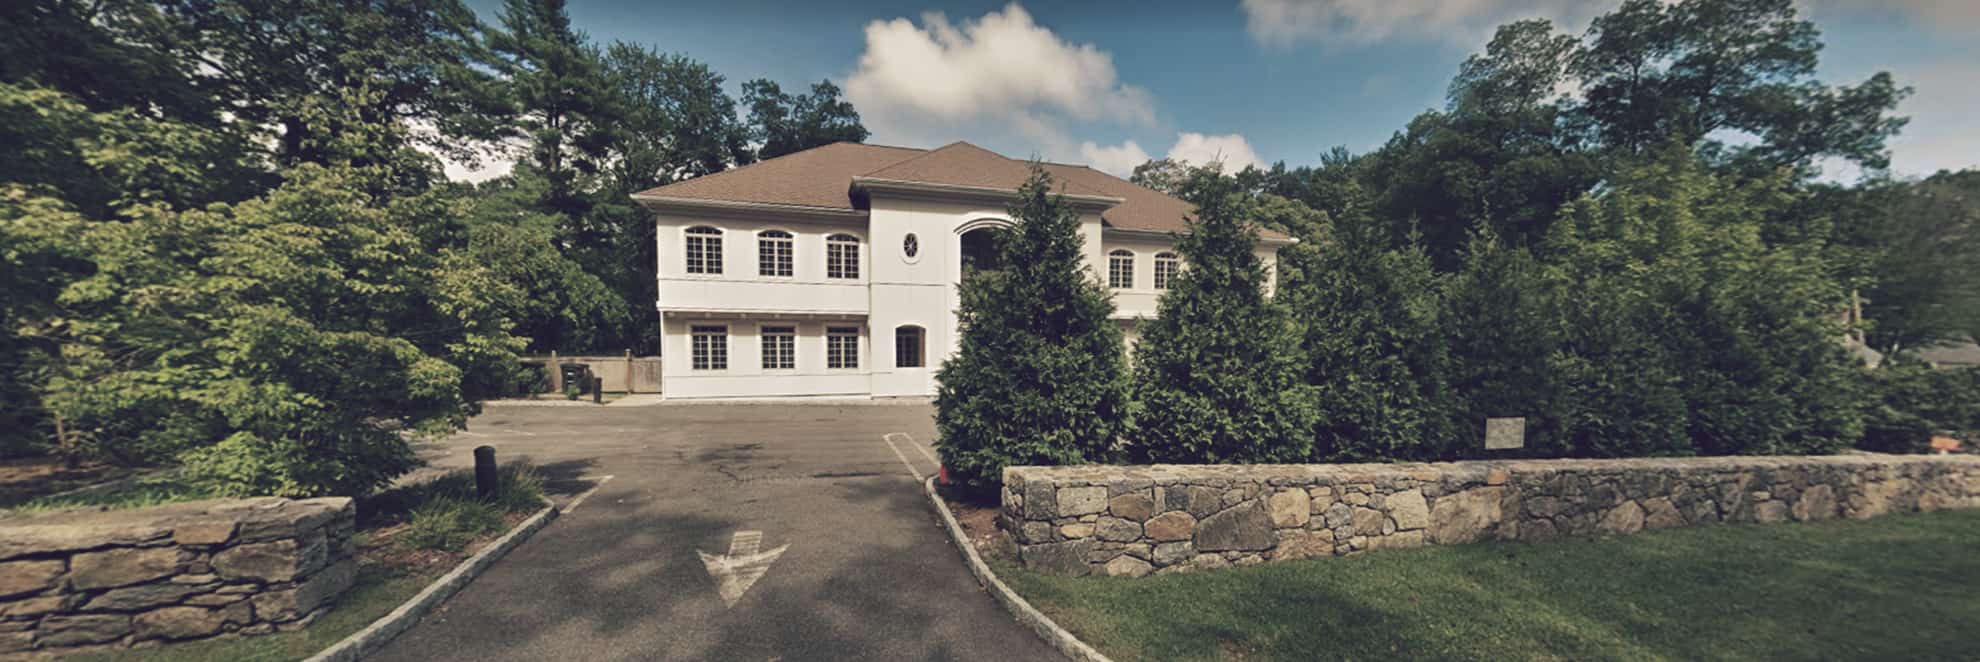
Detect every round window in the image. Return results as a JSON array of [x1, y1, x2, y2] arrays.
[[903, 233, 920, 260]]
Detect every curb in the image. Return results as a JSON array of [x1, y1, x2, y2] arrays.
[[921, 477, 1112, 662], [303, 497, 561, 662]]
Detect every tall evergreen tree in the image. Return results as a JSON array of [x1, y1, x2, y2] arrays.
[[936, 167, 1130, 494], [1131, 169, 1317, 464], [1287, 193, 1453, 461]]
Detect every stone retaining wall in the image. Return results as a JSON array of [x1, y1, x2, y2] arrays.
[[0, 497, 357, 658], [1000, 455, 1980, 578]]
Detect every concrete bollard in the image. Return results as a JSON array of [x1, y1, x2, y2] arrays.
[[593, 376, 604, 404], [474, 445, 498, 500]]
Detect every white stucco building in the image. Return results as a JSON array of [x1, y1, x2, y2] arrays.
[[633, 141, 1292, 400]]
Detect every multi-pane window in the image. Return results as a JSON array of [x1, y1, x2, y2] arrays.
[[757, 230, 793, 277], [1153, 252, 1180, 290], [690, 324, 728, 370], [827, 326, 860, 369], [685, 227, 723, 275], [827, 234, 859, 279], [1108, 250, 1134, 289], [760, 325, 795, 370], [894, 325, 924, 368]]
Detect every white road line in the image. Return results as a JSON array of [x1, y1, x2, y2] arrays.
[[562, 474, 615, 512], [890, 432, 942, 471], [879, 434, 924, 480]]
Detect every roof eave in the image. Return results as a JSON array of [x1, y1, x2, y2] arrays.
[[1103, 225, 1300, 246], [850, 176, 1124, 212], [630, 194, 867, 222]]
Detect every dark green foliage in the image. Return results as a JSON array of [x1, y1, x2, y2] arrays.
[[1441, 229, 1561, 458], [1284, 196, 1450, 461], [1859, 357, 1980, 453], [1131, 170, 1317, 464], [936, 167, 1130, 493], [741, 79, 870, 161]]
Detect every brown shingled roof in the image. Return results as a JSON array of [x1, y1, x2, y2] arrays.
[[633, 140, 1287, 240]]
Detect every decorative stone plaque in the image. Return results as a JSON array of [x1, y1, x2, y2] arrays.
[[1485, 417, 1526, 450]]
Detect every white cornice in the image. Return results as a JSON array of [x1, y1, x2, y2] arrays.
[[631, 194, 868, 223], [849, 176, 1123, 212]]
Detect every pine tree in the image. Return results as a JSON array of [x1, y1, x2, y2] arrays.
[[1130, 169, 1317, 464], [935, 166, 1130, 494]]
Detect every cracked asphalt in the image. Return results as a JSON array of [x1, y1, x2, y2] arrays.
[[368, 402, 1057, 662]]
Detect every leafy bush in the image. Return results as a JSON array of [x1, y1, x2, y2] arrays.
[[937, 167, 1131, 493], [1132, 170, 1317, 464], [1860, 357, 1980, 453]]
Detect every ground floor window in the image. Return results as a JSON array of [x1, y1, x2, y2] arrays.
[[691, 324, 728, 370], [895, 325, 924, 368], [827, 326, 859, 369], [760, 325, 795, 370]]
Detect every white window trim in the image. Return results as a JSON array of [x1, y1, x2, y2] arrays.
[[756, 229, 795, 278], [689, 322, 730, 371], [1153, 252, 1180, 290], [1108, 249, 1136, 290], [825, 325, 863, 371], [826, 233, 863, 280], [757, 322, 797, 371], [683, 226, 725, 278]]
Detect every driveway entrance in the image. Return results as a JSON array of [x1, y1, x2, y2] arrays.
[[369, 402, 1056, 661]]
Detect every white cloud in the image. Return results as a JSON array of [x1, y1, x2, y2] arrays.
[[1166, 132, 1268, 172], [1077, 133, 1268, 177], [1240, 0, 1603, 47], [1802, 0, 1980, 34], [1884, 62, 1980, 176], [1078, 140, 1153, 177], [846, 3, 1155, 155]]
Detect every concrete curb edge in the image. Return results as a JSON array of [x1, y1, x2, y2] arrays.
[[303, 497, 561, 662], [921, 476, 1113, 662]]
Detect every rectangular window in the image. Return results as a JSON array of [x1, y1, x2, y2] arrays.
[[1108, 252, 1134, 289], [691, 324, 728, 370], [895, 326, 924, 368], [1154, 255, 1180, 290], [760, 325, 795, 370], [758, 232, 792, 277], [827, 236, 859, 279], [827, 326, 859, 369]]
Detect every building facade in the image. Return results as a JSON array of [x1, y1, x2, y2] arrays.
[[634, 141, 1292, 400]]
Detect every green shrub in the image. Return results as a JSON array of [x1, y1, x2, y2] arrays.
[[1131, 170, 1317, 464], [936, 167, 1131, 494], [399, 497, 503, 551], [1860, 357, 1980, 453]]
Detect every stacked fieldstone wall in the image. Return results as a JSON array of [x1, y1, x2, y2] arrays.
[[1000, 455, 1980, 578], [0, 497, 357, 658]]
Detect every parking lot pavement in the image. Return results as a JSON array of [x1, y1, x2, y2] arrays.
[[370, 403, 1059, 662]]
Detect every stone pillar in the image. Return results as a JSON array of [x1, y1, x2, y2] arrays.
[[624, 349, 635, 394], [547, 350, 561, 394]]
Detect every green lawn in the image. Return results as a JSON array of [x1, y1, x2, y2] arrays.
[[996, 510, 1980, 661]]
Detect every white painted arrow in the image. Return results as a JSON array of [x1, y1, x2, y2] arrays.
[[696, 530, 788, 608]]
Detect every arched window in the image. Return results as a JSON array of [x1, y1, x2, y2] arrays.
[[1108, 249, 1135, 289], [685, 226, 723, 275], [827, 234, 860, 279], [894, 325, 924, 368], [1153, 252, 1180, 290], [757, 230, 793, 277]]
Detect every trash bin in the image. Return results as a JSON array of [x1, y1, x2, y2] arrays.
[[560, 364, 595, 394]]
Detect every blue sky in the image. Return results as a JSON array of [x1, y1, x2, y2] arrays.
[[456, 0, 1978, 180]]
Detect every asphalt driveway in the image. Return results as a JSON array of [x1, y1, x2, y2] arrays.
[[368, 402, 1056, 662]]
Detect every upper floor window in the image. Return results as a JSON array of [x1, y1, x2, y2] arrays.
[[1108, 250, 1134, 289], [760, 325, 795, 370], [685, 227, 723, 275], [827, 234, 860, 279], [827, 326, 860, 369], [895, 325, 924, 368], [1154, 252, 1180, 290], [691, 324, 728, 370], [757, 230, 793, 277]]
